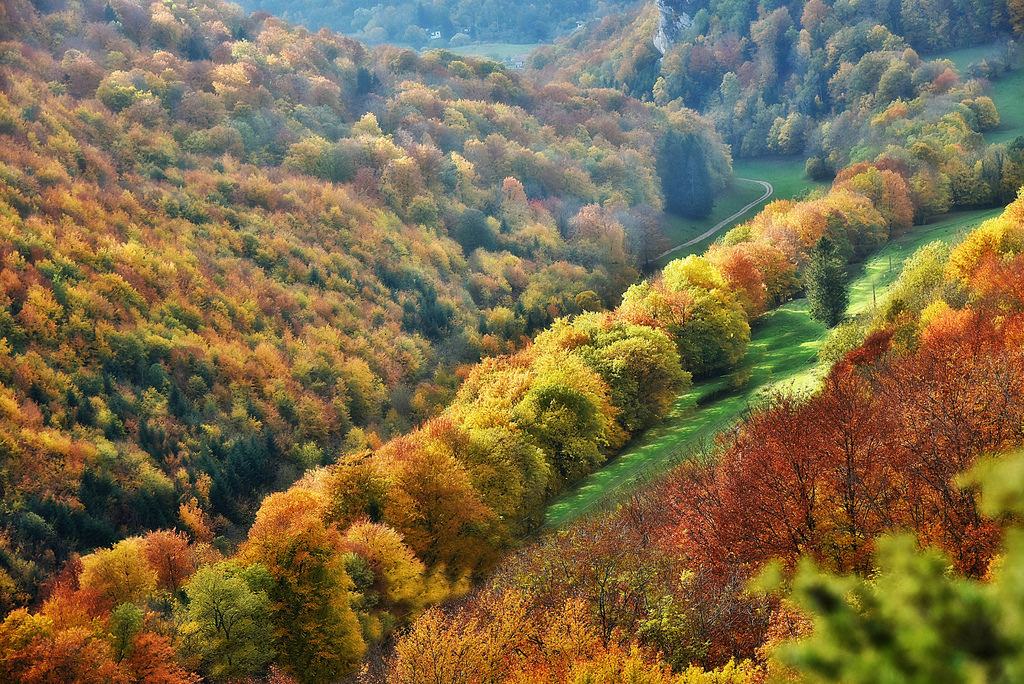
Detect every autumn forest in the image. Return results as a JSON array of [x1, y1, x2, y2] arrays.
[[1, 0, 1024, 681]]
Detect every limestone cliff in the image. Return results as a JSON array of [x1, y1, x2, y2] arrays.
[[653, 0, 701, 55]]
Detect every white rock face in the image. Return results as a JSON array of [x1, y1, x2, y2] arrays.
[[654, 0, 694, 55]]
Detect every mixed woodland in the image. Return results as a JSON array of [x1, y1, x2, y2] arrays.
[[1, 0, 1024, 681]]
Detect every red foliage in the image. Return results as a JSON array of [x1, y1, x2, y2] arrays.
[[845, 327, 893, 366], [668, 316, 1024, 578]]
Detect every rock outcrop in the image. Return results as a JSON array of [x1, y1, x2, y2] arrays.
[[653, 0, 700, 55]]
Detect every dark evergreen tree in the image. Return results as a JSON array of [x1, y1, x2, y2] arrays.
[[452, 207, 496, 252], [657, 130, 714, 218], [356, 67, 377, 95], [805, 236, 849, 328]]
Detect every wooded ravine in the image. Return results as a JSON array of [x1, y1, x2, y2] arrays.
[[1, 0, 1024, 681]]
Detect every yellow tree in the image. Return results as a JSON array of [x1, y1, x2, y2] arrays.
[[79, 538, 157, 607]]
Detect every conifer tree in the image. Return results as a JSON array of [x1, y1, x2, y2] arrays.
[[657, 130, 714, 218], [805, 236, 848, 328]]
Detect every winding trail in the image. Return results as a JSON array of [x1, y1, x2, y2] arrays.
[[655, 178, 774, 261]]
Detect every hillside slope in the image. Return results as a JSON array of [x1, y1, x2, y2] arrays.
[[532, 0, 1017, 162], [0, 0, 730, 605]]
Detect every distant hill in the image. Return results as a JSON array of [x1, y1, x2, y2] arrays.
[[530, 0, 1017, 159], [234, 0, 643, 46]]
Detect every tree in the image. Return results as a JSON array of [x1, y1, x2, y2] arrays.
[[243, 489, 366, 683], [375, 418, 496, 571], [143, 529, 196, 593], [805, 236, 848, 328], [657, 130, 714, 219], [761, 452, 1024, 683], [79, 538, 157, 607], [177, 562, 276, 681], [0, 609, 129, 683], [534, 313, 689, 435], [341, 521, 426, 626], [620, 256, 750, 377], [109, 603, 143, 664], [512, 352, 617, 489]]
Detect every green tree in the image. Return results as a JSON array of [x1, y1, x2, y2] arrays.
[[243, 490, 366, 683], [109, 603, 143, 664], [621, 256, 750, 377], [657, 130, 714, 219], [534, 313, 690, 436], [805, 236, 848, 328], [177, 562, 276, 681], [512, 353, 615, 490]]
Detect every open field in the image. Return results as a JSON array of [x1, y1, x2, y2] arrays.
[[733, 156, 827, 201], [657, 178, 766, 257], [936, 41, 1024, 146], [542, 206, 1002, 529], [445, 42, 545, 59], [847, 207, 1002, 316], [984, 62, 1024, 146], [938, 43, 1010, 72], [654, 156, 826, 268]]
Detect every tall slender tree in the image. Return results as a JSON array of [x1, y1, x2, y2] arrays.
[[805, 236, 849, 328], [657, 130, 714, 218]]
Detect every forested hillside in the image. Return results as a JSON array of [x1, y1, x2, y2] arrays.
[[2, 0, 1024, 681], [0, 0, 735, 612], [533, 0, 1018, 162], [384, 187, 1024, 682]]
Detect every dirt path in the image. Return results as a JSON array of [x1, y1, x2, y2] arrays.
[[655, 178, 774, 261]]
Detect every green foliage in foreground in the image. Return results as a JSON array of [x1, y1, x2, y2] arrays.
[[759, 452, 1024, 684], [177, 562, 275, 680]]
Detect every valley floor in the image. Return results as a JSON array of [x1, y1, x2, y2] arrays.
[[543, 205, 1002, 529], [656, 178, 774, 261]]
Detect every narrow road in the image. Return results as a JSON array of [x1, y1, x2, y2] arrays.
[[655, 178, 774, 261]]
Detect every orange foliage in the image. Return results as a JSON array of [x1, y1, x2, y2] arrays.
[[142, 529, 197, 593], [669, 318, 1023, 578], [373, 418, 496, 573], [0, 610, 128, 683]]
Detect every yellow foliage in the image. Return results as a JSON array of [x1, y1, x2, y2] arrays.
[[79, 537, 157, 605], [947, 190, 1024, 281], [676, 659, 763, 683]]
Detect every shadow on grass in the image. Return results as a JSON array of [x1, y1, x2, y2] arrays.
[[543, 298, 827, 529]]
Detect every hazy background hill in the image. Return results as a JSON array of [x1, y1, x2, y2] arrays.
[[235, 0, 642, 46], [530, 0, 1016, 160]]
